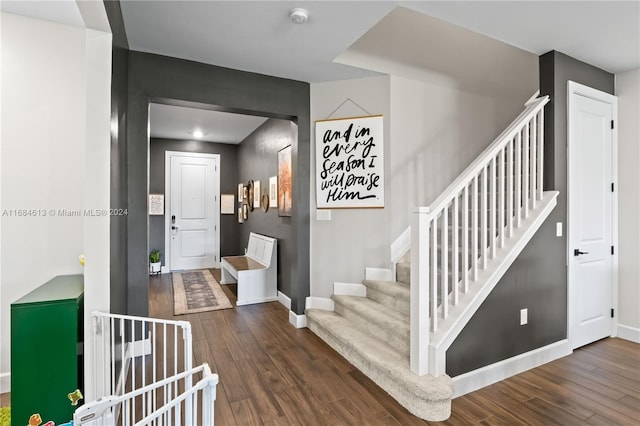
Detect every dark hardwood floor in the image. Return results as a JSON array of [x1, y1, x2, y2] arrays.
[[148, 271, 640, 425], [2, 272, 637, 426]]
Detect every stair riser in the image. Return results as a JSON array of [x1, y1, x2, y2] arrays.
[[367, 288, 410, 317], [333, 302, 410, 357]]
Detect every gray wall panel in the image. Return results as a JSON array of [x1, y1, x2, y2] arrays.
[[237, 119, 295, 298], [104, 0, 129, 315], [126, 51, 310, 316]]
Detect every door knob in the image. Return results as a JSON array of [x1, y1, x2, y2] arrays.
[[574, 249, 589, 256]]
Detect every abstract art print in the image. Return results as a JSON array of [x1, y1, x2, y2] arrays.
[[278, 145, 292, 216]]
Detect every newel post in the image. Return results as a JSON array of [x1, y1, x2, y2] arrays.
[[410, 207, 430, 376]]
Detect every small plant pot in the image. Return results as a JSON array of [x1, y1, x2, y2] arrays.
[[150, 262, 161, 275]]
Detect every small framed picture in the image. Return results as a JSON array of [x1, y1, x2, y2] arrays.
[[238, 207, 244, 223], [238, 183, 244, 200], [269, 176, 278, 207]]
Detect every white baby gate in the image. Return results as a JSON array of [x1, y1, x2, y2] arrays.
[[74, 363, 218, 426], [91, 311, 193, 399], [82, 312, 218, 425]]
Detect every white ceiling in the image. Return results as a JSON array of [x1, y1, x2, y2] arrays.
[[149, 103, 269, 144], [4, 1, 637, 142], [118, 0, 640, 83]]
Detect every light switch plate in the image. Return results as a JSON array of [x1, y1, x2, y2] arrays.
[[520, 308, 528, 325], [556, 222, 563, 237], [317, 210, 332, 221]]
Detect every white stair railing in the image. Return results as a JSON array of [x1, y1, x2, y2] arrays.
[[91, 312, 193, 407], [410, 94, 550, 376]]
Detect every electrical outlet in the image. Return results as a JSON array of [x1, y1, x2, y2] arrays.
[[556, 222, 563, 237], [520, 308, 528, 325]]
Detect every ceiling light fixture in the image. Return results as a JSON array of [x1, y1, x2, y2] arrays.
[[193, 129, 203, 138], [289, 8, 309, 24]]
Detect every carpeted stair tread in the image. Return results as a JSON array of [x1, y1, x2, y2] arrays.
[[306, 309, 453, 421], [332, 295, 409, 356], [363, 280, 410, 316]]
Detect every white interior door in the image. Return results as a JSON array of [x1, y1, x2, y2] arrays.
[[568, 81, 617, 349], [167, 152, 220, 271]]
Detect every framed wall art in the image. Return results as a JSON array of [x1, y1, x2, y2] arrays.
[[314, 115, 384, 208], [278, 145, 292, 217]]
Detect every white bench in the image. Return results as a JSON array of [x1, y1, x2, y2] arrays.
[[220, 232, 277, 306]]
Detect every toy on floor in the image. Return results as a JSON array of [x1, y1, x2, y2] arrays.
[[28, 413, 42, 426], [68, 389, 83, 406]]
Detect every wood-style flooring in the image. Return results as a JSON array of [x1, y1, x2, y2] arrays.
[[2, 272, 638, 426], [148, 271, 640, 425]]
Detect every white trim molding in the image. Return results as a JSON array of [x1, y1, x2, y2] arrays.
[[390, 226, 411, 264], [617, 324, 640, 343], [278, 291, 292, 310], [365, 267, 392, 281], [452, 339, 571, 397], [305, 297, 334, 312], [334, 282, 366, 297], [288, 311, 307, 328], [0, 372, 10, 393]]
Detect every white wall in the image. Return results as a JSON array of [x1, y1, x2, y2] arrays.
[[388, 76, 532, 238], [309, 72, 536, 299], [310, 76, 391, 298], [0, 12, 111, 394], [616, 68, 640, 341]]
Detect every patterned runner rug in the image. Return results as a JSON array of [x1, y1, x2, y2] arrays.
[[172, 269, 233, 315]]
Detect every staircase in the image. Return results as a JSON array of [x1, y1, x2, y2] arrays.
[[306, 94, 557, 421]]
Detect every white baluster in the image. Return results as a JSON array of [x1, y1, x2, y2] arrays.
[[452, 195, 459, 306], [531, 115, 537, 209], [523, 122, 530, 218], [462, 185, 469, 293], [537, 110, 544, 200], [507, 138, 514, 237], [490, 157, 497, 259], [471, 176, 479, 281], [515, 132, 522, 228], [498, 148, 505, 248], [442, 206, 449, 319], [481, 166, 488, 270], [431, 217, 438, 332]]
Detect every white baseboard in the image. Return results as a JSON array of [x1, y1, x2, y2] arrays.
[[305, 296, 334, 311], [334, 282, 367, 297], [452, 339, 571, 397], [161, 265, 169, 274], [365, 267, 392, 281], [617, 324, 640, 343], [0, 372, 10, 393], [289, 311, 307, 328], [278, 291, 291, 310]]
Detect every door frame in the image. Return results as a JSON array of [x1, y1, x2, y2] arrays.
[[567, 80, 618, 348], [164, 151, 221, 270]]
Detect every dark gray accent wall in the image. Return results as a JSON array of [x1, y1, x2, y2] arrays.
[[237, 119, 296, 297], [104, 0, 129, 315], [446, 51, 614, 376], [127, 51, 310, 316], [149, 138, 240, 260]]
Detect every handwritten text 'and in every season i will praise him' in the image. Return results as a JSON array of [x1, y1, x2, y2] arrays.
[[315, 115, 384, 209]]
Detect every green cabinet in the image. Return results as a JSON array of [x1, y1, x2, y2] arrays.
[[11, 275, 84, 425]]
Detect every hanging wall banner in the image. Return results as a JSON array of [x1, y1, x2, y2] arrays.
[[315, 115, 384, 208]]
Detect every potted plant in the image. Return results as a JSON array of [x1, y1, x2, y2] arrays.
[[149, 249, 161, 275]]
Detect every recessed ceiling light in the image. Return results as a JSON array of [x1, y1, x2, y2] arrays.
[[289, 8, 309, 24], [193, 129, 203, 138]]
